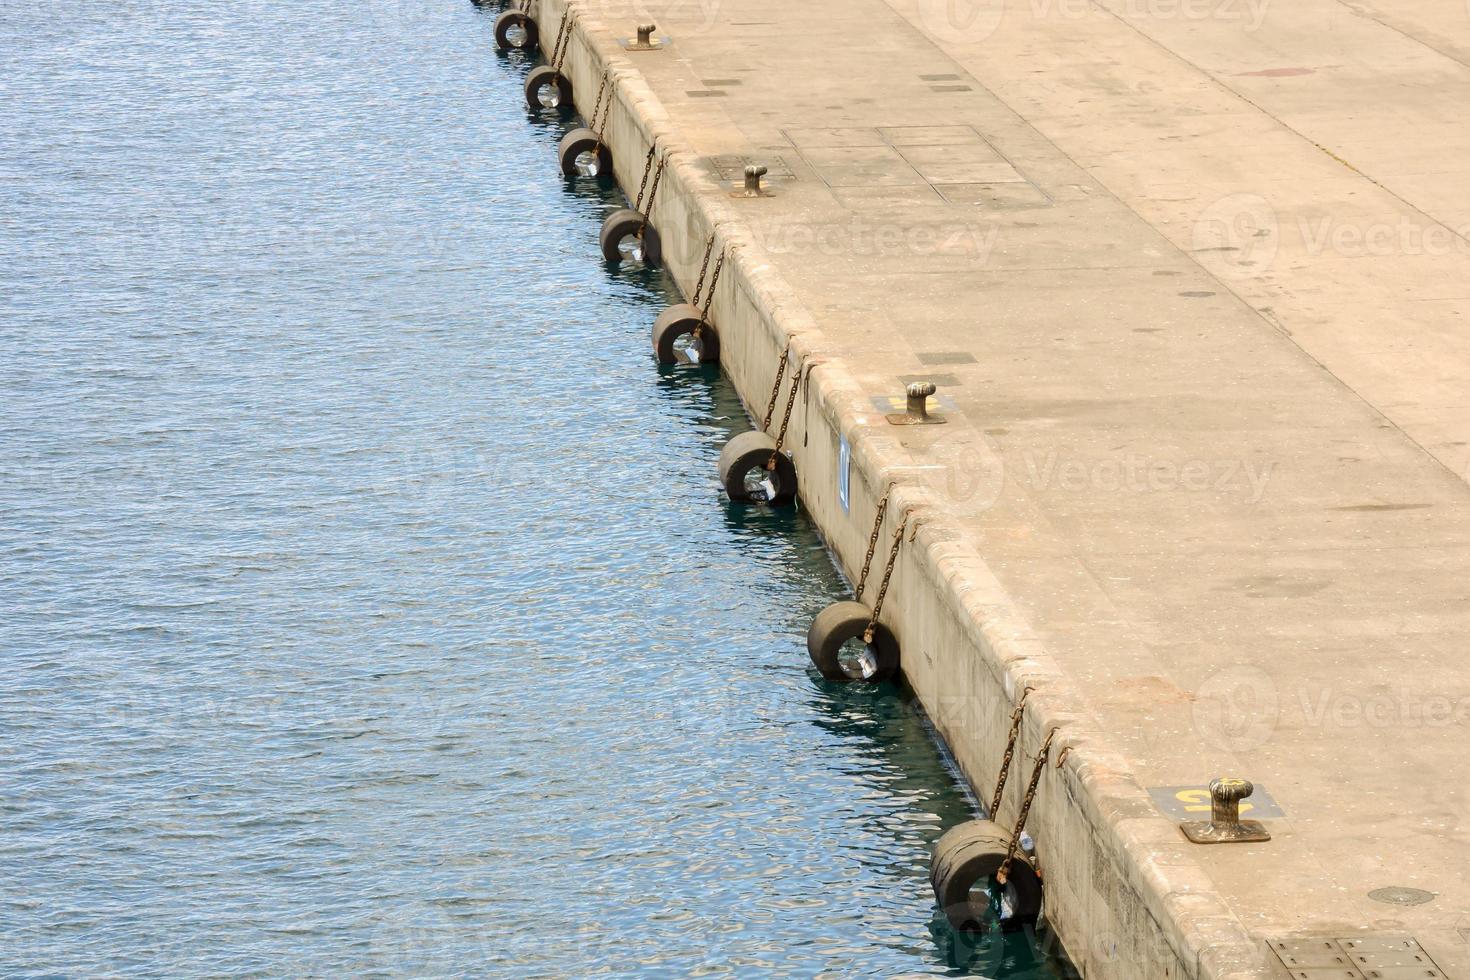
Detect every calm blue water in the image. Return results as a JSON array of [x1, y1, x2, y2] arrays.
[[0, 1, 1072, 975]]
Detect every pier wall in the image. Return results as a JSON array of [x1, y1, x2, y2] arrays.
[[537, 4, 1267, 976]]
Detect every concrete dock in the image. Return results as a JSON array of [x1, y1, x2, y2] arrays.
[[538, 0, 1470, 975]]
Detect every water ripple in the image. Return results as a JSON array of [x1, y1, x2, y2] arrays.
[[0, 1, 1071, 976]]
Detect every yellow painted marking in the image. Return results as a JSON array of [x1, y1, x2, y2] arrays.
[[1175, 788, 1255, 815]]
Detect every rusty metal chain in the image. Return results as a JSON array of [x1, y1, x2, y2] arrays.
[[862, 510, 907, 644], [642, 152, 669, 218], [768, 360, 804, 464], [689, 233, 717, 308], [854, 487, 892, 601], [588, 71, 611, 141], [990, 687, 1034, 818], [997, 728, 1058, 885], [553, 11, 577, 73], [547, 10, 570, 68], [632, 142, 658, 213], [695, 253, 726, 342], [761, 348, 790, 433], [589, 72, 610, 134]]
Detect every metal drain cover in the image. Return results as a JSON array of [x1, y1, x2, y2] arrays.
[[1367, 886, 1436, 906], [1269, 936, 1448, 978]]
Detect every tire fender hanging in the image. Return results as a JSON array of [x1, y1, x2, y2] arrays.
[[599, 208, 661, 265], [651, 303, 720, 365], [523, 65, 572, 110], [930, 819, 1043, 933], [493, 11, 538, 51], [805, 600, 900, 682], [557, 128, 612, 180], [717, 430, 797, 505]]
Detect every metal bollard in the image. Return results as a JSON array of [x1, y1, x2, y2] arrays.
[[1181, 777, 1272, 844], [627, 23, 661, 50], [887, 381, 946, 425], [730, 164, 773, 199]]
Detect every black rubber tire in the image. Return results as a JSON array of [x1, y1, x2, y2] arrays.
[[805, 600, 900, 682], [494, 11, 538, 51], [557, 127, 613, 180], [599, 208, 661, 266], [717, 430, 797, 505], [651, 303, 720, 365], [524, 65, 572, 111], [931, 819, 1043, 933]]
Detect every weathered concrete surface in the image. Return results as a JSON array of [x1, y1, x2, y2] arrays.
[[540, 0, 1470, 975]]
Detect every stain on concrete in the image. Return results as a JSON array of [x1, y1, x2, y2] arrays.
[[1224, 575, 1332, 598], [1332, 503, 1432, 512], [1237, 67, 1316, 77]]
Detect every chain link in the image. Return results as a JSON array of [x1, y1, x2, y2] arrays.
[[553, 11, 577, 73], [989, 687, 1033, 818], [696, 251, 725, 335], [547, 10, 570, 68], [641, 152, 669, 219], [761, 348, 789, 433], [862, 511, 907, 643], [589, 71, 611, 142], [855, 487, 891, 601], [768, 361, 804, 464], [689, 234, 717, 308], [632, 143, 658, 214], [997, 728, 1058, 885]]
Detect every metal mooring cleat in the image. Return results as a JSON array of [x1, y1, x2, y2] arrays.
[[626, 23, 662, 51], [1181, 778, 1272, 844], [730, 164, 772, 199], [887, 381, 947, 425]]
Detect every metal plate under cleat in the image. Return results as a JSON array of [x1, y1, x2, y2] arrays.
[[1180, 818, 1271, 844]]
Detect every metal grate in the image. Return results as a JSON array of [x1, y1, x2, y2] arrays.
[[1270, 937, 1448, 979]]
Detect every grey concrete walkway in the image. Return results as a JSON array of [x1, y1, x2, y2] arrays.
[[551, 0, 1470, 975]]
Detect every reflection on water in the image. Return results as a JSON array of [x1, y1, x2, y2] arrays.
[[0, 0, 1072, 974]]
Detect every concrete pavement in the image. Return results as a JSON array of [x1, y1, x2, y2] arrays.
[[539, 0, 1470, 974]]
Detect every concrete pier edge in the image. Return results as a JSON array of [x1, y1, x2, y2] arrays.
[[540, 4, 1270, 975]]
